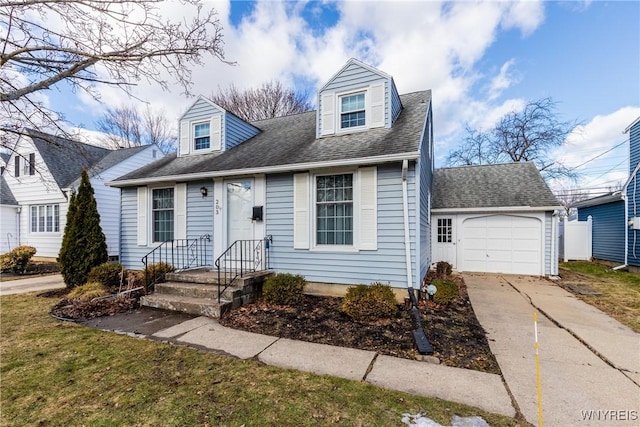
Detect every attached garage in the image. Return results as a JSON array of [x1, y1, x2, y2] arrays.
[[431, 163, 562, 276]]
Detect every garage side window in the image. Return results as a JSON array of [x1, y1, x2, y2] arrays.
[[437, 218, 452, 243]]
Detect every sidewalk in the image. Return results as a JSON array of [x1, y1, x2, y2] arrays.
[[464, 273, 640, 427], [0, 274, 65, 296], [83, 307, 515, 418]]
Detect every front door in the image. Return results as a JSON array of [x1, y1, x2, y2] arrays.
[[226, 180, 254, 246], [432, 216, 457, 267]]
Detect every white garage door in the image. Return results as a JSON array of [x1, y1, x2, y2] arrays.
[[462, 215, 542, 275]]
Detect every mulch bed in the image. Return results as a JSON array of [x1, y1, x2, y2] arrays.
[[220, 274, 500, 374]]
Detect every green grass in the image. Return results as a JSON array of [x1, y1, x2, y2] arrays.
[[0, 293, 523, 427], [560, 261, 640, 332]]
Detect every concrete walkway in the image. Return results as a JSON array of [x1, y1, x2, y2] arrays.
[[464, 273, 640, 427], [0, 274, 65, 296], [83, 307, 515, 418]]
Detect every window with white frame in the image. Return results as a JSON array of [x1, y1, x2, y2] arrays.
[[437, 218, 452, 243], [340, 92, 365, 129], [152, 188, 174, 242], [30, 204, 59, 233], [193, 122, 210, 150], [316, 174, 353, 245]]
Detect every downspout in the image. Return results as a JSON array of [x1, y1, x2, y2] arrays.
[[613, 161, 640, 270], [551, 210, 558, 276], [402, 159, 413, 288]]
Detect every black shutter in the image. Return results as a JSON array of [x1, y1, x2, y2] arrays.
[[29, 153, 35, 175], [14, 156, 19, 177]]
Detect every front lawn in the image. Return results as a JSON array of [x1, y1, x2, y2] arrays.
[[0, 292, 523, 426], [559, 261, 640, 332]]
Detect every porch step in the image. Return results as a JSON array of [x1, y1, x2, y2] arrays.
[[140, 294, 231, 318], [156, 281, 241, 301], [141, 270, 274, 318]]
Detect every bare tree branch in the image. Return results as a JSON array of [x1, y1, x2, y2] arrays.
[[1, 0, 228, 147], [211, 80, 312, 122], [447, 98, 579, 182]]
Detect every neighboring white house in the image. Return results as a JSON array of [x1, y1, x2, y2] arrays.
[[1, 129, 162, 258]]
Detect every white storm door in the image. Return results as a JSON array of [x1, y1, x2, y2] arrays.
[[226, 180, 254, 246]]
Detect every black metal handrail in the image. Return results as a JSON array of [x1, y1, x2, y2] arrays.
[[142, 234, 212, 290], [215, 238, 269, 303]]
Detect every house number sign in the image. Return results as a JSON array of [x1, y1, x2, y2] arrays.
[[215, 199, 221, 215]]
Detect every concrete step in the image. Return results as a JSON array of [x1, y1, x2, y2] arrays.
[[155, 281, 241, 301], [140, 294, 230, 318], [166, 270, 222, 284]]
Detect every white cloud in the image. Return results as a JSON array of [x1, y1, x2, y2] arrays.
[[487, 59, 518, 101]]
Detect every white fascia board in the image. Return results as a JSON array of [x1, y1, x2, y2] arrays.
[[431, 206, 563, 214], [624, 115, 640, 134], [106, 152, 421, 187]]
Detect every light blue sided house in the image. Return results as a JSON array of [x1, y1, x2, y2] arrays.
[[109, 59, 434, 310], [572, 115, 640, 271]]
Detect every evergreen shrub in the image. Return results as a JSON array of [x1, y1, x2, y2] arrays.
[[431, 279, 459, 305], [0, 245, 37, 273], [87, 262, 123, 289], [262, 273, 306, 306], [341, 282, 398, 322]]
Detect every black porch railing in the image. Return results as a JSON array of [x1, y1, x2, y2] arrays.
[[215, 238, 270, 303], [142, 234, 212, 290]]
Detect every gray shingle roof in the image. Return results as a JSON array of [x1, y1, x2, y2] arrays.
[[432, 162, 561, 210], [0, 152, 10, 165], [27, 129, 111, 188], [113, 91, 431, 183], [571, 192, 622, 209], [1, 175, 18, 205]]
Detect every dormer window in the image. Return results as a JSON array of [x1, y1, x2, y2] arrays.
[[193, 122, 211, 150], [340, 92, 366, 129]]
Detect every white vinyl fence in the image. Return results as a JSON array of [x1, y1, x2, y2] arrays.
[[558, 216, 592, 262]]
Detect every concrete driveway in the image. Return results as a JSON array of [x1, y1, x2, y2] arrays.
[[464, 273, 640, 427], [0, 274, 65, 296]]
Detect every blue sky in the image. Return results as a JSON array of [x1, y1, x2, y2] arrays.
[[49, 1, 639, 198]]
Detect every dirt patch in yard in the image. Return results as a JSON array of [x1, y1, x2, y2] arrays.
[[220, 274, 501, 374]]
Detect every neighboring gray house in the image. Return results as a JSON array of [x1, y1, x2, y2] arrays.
[[431, 162, 562, 276], [1, 129, 162, 258], [110, 58, 435, 292], [0, 175, 19, 253]]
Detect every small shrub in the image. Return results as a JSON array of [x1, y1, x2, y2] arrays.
[[435, 261, 453, 278], [87, 262, 123, 289], [67, 282, 109, 301], [0, 245, 37, 274], [431, 279, 459, 305], [144, 262, 175, 289], [262, 273, 306, 306], [341, 282, 398, 322]]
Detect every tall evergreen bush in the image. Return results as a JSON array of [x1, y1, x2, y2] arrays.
[[58, 169, 108, 288]]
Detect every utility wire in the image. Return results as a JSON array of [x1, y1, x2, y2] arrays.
[[567, 139, 627, 171]]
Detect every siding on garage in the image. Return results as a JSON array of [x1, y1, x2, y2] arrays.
[[265, 162, 418, 288], [579, 200, 625, 264]]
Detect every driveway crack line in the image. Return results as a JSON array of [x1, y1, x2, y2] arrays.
[[500, 276, 639, 387]]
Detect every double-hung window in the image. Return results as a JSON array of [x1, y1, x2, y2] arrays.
[[316, 174, 353, 245], [193, 122, 210, 151], [152, 188, 174, 242], [30, 204, 59, 233], [437, 218, 452, 243], [340, 93, 365, 129]]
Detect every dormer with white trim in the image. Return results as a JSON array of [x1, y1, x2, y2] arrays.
[[178, 96, 260, 157], [316, 58, 403, 138]]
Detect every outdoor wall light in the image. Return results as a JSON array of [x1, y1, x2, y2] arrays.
[[200, 186, 208, 198]]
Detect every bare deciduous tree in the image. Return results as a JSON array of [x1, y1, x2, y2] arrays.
[[1, 0, 227, 148], [211, 80, 312, 122], [447, 98, 578, 181], [97, 105, 176, 153]]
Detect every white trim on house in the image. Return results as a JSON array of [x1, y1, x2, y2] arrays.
[[107, 152, 421, 188], [431, 206, 562, 213]]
